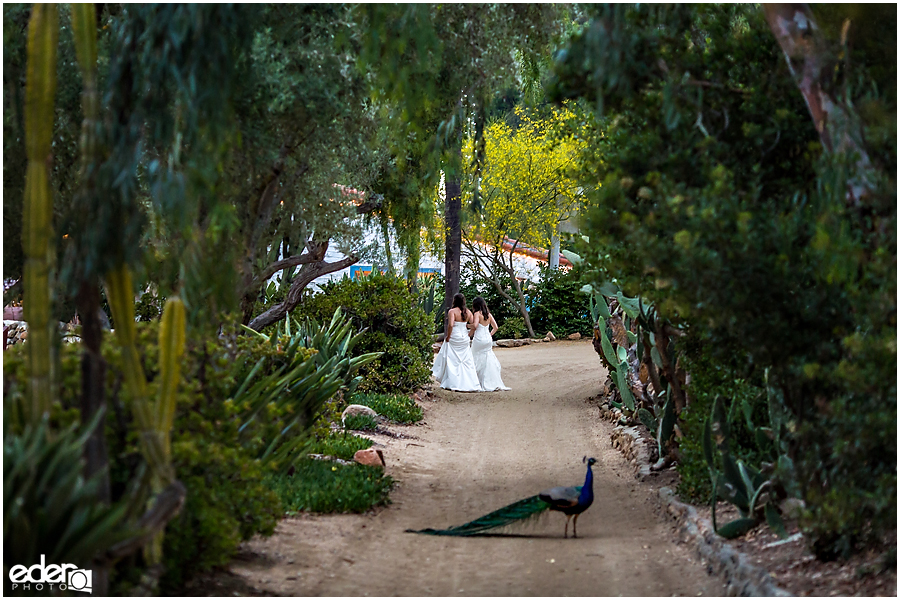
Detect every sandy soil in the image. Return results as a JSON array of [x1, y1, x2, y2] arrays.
[[219, 340, 724, 596]]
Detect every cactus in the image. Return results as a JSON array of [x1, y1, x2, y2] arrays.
[[588, 291, 610, 323], [22, 3, 59, 423], [70, 2, 98, 172], [615, 360, 636, 411], [656, 394, 676, 458], [104, 264, 177, 565], [156, 297, 186, 466], [599, 322, 618, 367], [637, 407, 658, 435], [702, 396, 788, 539], [615, 291, 642, 319]]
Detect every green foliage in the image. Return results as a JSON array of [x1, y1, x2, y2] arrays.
[[307, 432, 373, 461], [702, 396, 788, 540], [295, 272, 432, 393], [343, 414, 378, 432], [414, 275, 442, 332], [161, 436, 280, 592], [266, 459, 393, 514], [135, 292, 164, 322], [350, 392, 424, 424], [237, 308, 381, 467], [496, 316, 527, 340], [676, 337, 769, 504], [552, 4, 896, 555], [3, 314, 370, 591], [528, 264, 593, 337], [3, 416, 131, 595]]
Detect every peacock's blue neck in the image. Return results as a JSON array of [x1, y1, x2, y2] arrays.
[[578, 464, 594, 506]]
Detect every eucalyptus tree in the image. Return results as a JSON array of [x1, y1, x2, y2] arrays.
[[357, 4, 574, 315]]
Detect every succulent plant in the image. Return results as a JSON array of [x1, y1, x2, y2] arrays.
[[702, 396, 788, 539]]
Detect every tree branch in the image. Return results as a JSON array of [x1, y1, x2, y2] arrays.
[[248, 253, 359, 331], [249, 252, 321, 292]]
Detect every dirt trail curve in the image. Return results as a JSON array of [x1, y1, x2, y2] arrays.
[[224, 340, 722, 596]]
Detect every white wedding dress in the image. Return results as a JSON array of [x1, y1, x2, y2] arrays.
[[471, 324, 510, 391], [432, 322, 482, 392]]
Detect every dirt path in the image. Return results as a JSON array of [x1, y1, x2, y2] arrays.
[[223, 340, 722, 596]]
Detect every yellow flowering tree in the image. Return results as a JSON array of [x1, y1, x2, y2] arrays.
[[462, 105, 588, 337]]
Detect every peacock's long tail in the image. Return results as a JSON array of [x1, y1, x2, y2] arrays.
[[406, 495, 550, 536]]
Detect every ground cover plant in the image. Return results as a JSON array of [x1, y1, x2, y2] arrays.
[[308, 431, 374, 460], [350, 392, 424, 424], [267, 460, 394, 514], [343, 414, 378, 432]]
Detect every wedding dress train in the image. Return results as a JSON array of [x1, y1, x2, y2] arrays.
[[432, 322, 482, 392], [471, 324, 510, 391]]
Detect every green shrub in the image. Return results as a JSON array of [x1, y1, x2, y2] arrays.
[[3, 416, 131, 596], [343, 414, 378, 431], [307, 431, 373, 460], [100, 325, 288, 592], [675, 334, 768, 504], [266, 459, 393, 513], [160, 438, 280, 591], [294, 272, 432, 393], [496, 316, 526, 339], [134, 292, 165, 322], [528, 264, 593, 338], [350, 392, 423, 424]]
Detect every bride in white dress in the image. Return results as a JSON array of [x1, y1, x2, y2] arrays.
[[469, 296, 510, 391], [431, 293, 482, 392]]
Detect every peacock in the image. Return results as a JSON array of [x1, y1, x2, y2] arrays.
[[407, 457, 596, 539]]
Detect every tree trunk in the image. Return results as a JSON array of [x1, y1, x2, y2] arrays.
[[443, 177, 462, 314], [76, 280, 111, 504], [549, 232, 560, 269], [381, 214, 395, 276], [512, 277, 536, 338], [762, 3, 873, 202]]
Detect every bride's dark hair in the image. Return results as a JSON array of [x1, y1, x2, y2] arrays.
[[451, 293, 469, 319], [472, 296, 490, 320]]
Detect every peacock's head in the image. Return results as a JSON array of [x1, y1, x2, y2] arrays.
[[582, 456, 597, 466]]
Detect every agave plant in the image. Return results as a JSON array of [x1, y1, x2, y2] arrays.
[[3, 415, 131, 595], [238, 308, 381, 469]]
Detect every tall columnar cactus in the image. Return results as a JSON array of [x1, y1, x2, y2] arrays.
[[70, 3, 99, 171], [22, 3, 59, 423], [156, 297, 186, 464], [105, 265, 187, 564]]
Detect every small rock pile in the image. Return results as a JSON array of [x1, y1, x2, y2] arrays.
[[4, 321, 28, 346], [4, 320, 81, 348]]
